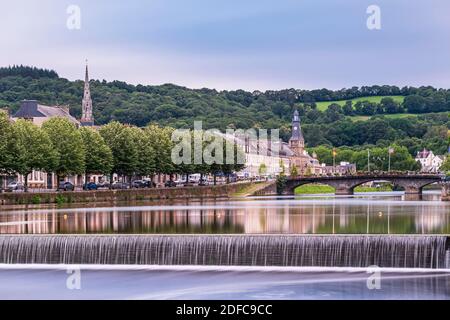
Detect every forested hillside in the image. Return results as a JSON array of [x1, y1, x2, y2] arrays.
[[1, 66, 449, 156]]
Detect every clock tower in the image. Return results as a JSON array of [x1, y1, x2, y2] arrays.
[[289, 109, 304, 156]]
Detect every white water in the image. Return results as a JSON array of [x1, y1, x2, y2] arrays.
[[0, 235, 447, 268]]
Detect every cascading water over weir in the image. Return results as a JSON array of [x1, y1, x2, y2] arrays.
[[0, 235, 448, 269]]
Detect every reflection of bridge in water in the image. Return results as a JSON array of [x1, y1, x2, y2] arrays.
[[280, 174, 442, 195], [1, 196, 449, 235]]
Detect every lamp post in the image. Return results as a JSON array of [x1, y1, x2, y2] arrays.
[[388, 147, 394, 173], [332, 148, 337, 172], [367, 149, 370, 173]]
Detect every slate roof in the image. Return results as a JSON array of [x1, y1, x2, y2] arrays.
[[416, 148, 431, 159], [13, 100, 79, 125]]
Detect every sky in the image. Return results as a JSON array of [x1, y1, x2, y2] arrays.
[[1, 0, 450, 91]]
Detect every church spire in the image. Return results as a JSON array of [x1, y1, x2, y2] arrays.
[[80, 59, 94, 126]]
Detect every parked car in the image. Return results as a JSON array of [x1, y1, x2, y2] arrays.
[[59, 181, 75, 191], [111, 181, 130, 190], [83, 182, 98, 191], [164, 180, 177, 188], [144, 180, 156, 188], [6, 181, 24, 192], [174, 179, 186, 186], [97, 181, 110, 189], [131, 180, 146, 188]]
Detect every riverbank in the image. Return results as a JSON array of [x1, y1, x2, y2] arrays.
[[0, 182, 256, 206]]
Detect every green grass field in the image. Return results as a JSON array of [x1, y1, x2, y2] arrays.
[[295, 184, 335, 194], [315, 95, 405, 111], [349, 111, 449, 121], [294, 184, 393, 195], [350, 113, 416, 121]]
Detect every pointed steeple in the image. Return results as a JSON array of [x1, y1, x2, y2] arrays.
[[289, 109, 305, 156], [80, 59, 94, 126]]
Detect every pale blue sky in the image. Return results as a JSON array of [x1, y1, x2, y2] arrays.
[[1, 0, 450, 90]]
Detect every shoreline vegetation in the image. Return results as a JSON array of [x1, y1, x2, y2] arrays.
[[294, 184, 393, 195]]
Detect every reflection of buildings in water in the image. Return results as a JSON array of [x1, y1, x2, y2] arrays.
[[243, 204, 327, 234], [0, 207, 248, 234], [244, 206, 290, 234], [339, 206, 348, 228], [2, 201, 449, 235], [288, 206, 327, 234], [414, 205, 449, 233], [1, 206, 329, 235], [0, 212, 56, 234]]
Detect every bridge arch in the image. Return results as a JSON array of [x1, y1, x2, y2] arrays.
[[283, 175, 442, 195]]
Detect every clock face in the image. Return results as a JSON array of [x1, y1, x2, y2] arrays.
[[294, 126, 298, 131]]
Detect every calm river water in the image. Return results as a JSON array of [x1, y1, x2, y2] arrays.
[[0, 191, 448, 235], [0, 191, 449, 300]]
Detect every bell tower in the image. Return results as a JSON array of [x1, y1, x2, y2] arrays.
[[80, 60, 94, 126], [289, 109, 304, 156]]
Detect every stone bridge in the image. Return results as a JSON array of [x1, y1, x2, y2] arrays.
[[281, 174, 442, 195]]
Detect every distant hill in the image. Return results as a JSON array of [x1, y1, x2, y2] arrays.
[[0, 66, 449, 153]]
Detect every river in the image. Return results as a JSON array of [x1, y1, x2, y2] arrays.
[[0, 191, 449, 300]]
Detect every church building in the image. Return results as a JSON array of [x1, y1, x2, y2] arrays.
[[6, 62, 96, 189]]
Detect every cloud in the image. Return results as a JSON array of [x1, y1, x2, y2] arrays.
[[1, 0, 450, 90]]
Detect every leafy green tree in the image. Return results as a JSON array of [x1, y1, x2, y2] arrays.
[[10, 120, 57, 191], [441, 156, 450, 172], [99, 121, 138, 180], [129, 126, 156, 178], [381, 97, 402, 114], [42, 118, 85, 184], [147, 125, 176, 179], [79, 127, 113, 181], [404, 95, 427, 113], [0, 111, 14, 174], [222, 140, 245, 183], [350, 145, 419, 172]]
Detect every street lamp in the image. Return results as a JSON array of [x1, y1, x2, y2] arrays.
[[388, 147, 394, 173], [332, 148, 337, 171], [367, 149, 370, 173]]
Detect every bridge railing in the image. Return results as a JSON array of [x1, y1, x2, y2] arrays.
[[289, 171, 443, 179]]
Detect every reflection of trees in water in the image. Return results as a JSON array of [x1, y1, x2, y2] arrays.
[[0, 201, 449, 234], [0, 208, 246, 234]]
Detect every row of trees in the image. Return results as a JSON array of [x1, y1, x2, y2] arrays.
[[0, 111, 245, 191], [300, 114, 449, 155], [307, 145, 422, 172], [320, 94, 449, 117]]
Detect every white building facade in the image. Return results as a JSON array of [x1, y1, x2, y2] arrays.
[[415, 149, 445, 173]]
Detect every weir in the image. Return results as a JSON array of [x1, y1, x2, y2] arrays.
[[0, 235, 448, 269]]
